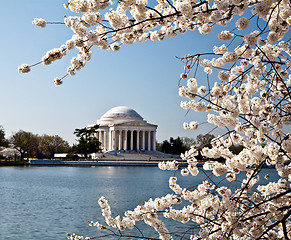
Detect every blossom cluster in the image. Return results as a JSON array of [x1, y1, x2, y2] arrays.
[[97, 196, 135, 231], [19, 0, 291, 85], [66, 233, 90, 240], [173, 0, 291, 237], [32, 18, 46, 28], [18, 64, 31, 73], [87, 168, 290, 240], [95, 195, 180, 240]]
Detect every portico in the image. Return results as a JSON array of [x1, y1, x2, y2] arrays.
[[89, 106, 157, 152]]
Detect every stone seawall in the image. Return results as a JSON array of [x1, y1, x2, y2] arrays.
[[29, 159, 194, 167], [29, 159, 179, 167]]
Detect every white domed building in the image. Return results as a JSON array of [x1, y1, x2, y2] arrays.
[[89, 106, 157, 152]]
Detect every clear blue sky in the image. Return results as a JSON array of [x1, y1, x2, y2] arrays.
[[1, 0, 225, 145]]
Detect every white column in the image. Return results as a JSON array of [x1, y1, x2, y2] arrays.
[[112, 130, 116, 150], [96, 131, 99, 140], [116, 130, 118, 150], [108, 130, 112, 150], [147, 131, 151, 151], [102, 131, 105, 148], [104, 131, 107, 151], [136, 130, 140, 151], [99, 131, 102, 149], [119, 130, 122, 150], [130, 130, 134, 151], [116, 131, 118, 150], [142, 131, 145, 150], [153, 131, 156, 151], [124, 130, 128, 150]]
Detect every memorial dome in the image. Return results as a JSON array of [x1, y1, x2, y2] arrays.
[[97, 106, 144, 125], [91, 106, 157, 151]]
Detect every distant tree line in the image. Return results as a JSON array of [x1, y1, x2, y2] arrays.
[[156, 137, 189, 155], [0, 125, 101, 160], [4, 129, 70, 160], [156, 134, 215, 155], [157, 133, 244, 160]]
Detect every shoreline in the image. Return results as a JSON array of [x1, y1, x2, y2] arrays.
[[29, 159, 189, 167], [1, 150, 184, 167], [0, 159, 185, 167], [0, 160, 275, 168]]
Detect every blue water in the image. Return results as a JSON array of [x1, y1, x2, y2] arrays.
[[0, 166, 278, 240]]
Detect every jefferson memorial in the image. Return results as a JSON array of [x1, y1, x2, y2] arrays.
[[89, 106, 157, 152]]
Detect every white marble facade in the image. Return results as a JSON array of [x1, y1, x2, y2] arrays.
[[88, 106, 157, 152]]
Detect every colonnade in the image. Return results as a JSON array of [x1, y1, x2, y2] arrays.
[[96, 129, 156, 151]]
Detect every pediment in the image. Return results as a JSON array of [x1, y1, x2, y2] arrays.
[[111, 120, 157, 128]]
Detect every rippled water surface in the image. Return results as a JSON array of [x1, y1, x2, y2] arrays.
[[0, 166, 277, 239]]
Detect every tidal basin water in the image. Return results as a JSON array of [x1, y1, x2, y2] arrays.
[[0, 166, 278, 240]]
